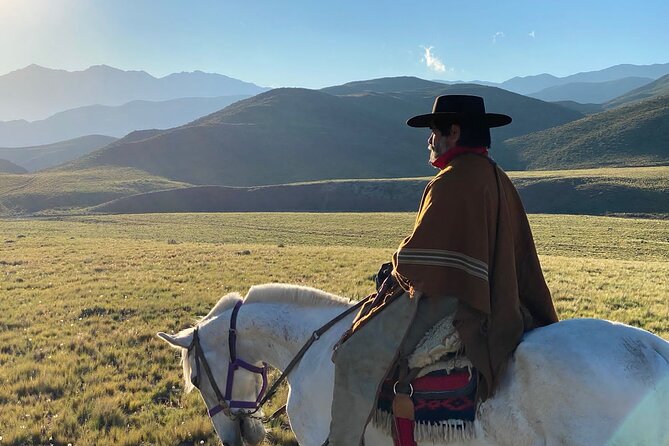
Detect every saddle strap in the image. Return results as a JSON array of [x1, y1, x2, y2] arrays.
[[392, 357, 417, 446], [392, 416, 417, 446], [392, 393, 415, 420]]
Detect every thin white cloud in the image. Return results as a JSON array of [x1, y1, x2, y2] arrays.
[[492, 31, 505, 44], [421, 46, 446, 73], [529, 30, 536, 38]]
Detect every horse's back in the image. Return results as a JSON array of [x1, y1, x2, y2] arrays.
[[520, 318, 669, 385], [484, 318, 669, 446]]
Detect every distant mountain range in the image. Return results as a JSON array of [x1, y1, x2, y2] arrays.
[[2, 63, 669, 216], [529, 77, 653, 104], [438, 63, 669, 104], [0, 95, 250, 147], [485, 63, 669, 95], [57, 78, 583, 185], [1, 62, 666, 151], [53, 73, 669, 188], [552, 74, 669, 114], [0, 135, 117, 172], [0, 64, 268, 121]]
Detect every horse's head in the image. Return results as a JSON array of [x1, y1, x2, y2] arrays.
[[158, 319, 267, 446]]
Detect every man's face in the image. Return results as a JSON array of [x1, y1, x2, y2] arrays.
[[427, 128, 445, 164], [427, 124, 461, 163]]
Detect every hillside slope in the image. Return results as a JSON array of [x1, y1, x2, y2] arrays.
[[504, 95, 669, 169], [605, 74, 669, 108], [529, 77, 653, 104], [0, 135, 117, 171], [0, 159, 27, 174], [0, 167, 189, 214]]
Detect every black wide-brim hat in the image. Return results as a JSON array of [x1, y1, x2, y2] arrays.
[[407, 94, 512, 128]]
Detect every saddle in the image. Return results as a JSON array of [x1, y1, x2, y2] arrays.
[[373, 316, 477, 445]]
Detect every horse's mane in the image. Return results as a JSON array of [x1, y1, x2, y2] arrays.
[[181, 284, 353, 393], [245, 283, 353, 308], [200, 283, 352, 323]]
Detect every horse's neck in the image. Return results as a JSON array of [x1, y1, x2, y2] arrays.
[[237, 300, 352, 372]]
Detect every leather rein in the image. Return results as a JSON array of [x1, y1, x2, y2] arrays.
[[187, 297, 368, 421]]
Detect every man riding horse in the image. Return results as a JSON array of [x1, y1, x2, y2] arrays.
[[327, 95, 559, 446]]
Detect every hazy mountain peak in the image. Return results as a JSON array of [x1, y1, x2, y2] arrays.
[[0, 64, 267, 121], [86, 64, 132, 73], [162, 70, 236, 80], [24, 63, 47, 71], [13, 64, 65, 75], [507, 73, 558, 81]]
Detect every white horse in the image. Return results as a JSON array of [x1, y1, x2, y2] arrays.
[[158, 284, 669, 446]]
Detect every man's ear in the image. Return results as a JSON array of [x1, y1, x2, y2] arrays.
[[446, 123, 461, 145], [450, 123, 461, 139]]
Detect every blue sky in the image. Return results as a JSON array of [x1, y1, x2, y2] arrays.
[[1, 0, 668, 88]]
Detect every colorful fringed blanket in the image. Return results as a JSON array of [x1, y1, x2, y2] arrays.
[[372, 315, 478, 443], [374, 367, 477, 442]]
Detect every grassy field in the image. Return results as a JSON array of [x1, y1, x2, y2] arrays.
[[0, 212, 667, 445]]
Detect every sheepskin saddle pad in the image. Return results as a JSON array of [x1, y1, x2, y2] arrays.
[[373, 315, 477, 443]]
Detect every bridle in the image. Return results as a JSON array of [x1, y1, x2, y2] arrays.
[[188, 300, 269, 420], [187, 296, 368, 422]]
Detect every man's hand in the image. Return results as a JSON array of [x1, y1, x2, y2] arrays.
[[375, 262, 394, 292]]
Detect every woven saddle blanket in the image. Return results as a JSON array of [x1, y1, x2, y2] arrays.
[[373, 315, 477, 443]]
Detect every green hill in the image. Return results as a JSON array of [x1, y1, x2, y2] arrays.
[[93, 166, 669, 217], [504, 95, 669, 169], [605, 74, 669, 108], [0, 166, 189, 214], [59, 79, 582, 185]]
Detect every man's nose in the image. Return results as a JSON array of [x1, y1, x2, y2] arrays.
[[427, 133, 433, 145]]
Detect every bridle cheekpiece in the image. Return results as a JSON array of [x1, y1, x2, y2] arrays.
[[188, 299, 269, 419]]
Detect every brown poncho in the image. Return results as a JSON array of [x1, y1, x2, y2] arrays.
[[355, 153, 558, 399]]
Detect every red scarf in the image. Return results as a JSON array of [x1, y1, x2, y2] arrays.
[[431, 146, 489, 169]]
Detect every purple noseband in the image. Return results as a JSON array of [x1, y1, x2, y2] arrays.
[[189, 299, 269, 419], [210, 300, 269, 417]]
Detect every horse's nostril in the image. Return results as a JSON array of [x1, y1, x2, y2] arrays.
[[222, 443, 231, 446]]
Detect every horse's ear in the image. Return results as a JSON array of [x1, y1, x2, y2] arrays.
[[157, 331, 193, 349]]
